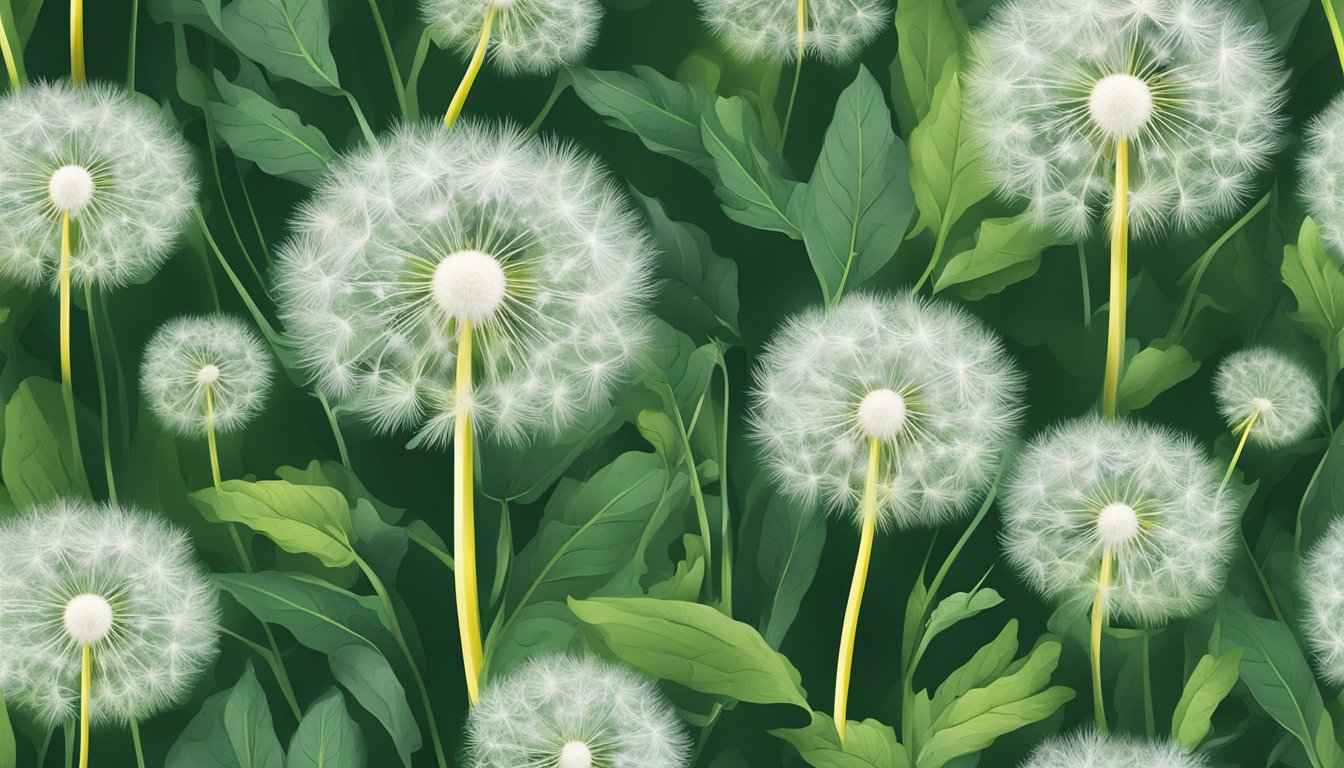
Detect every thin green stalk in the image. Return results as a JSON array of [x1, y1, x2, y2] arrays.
[[126, 0, 139, 89], [1078, 243, 1091, 329], [911, 219, 951, 295], [1245, 532, 1288, 626], [344, 90, 378, 144], [670, 384, 716, 607], [364, 0, 408, 121], [527, 74, 569, 134], [404, 28, 433, 122], [1324, 0, 1344, 77], [218, 626, 302, 720], [718, 359, 733, 617], [317, 391, 352, 468], [1165, 191, 1270, 343], [196, 208, 276, 340], [97, 293, 131, 478], [779, 0, 805, 147], [202, 112, 267, 291], [85, 285, 117, 504], [130, 720, 146, 768], [0, 0, 27, 89], [233, 157, 272, 267], [1141, 632, 1154, 738]]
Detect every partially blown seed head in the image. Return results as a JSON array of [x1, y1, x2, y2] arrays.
[[421, 0, 601, 76], [695, 0, 888, 64], [466, 654, 691, 768], [965, 0, 1287, 239], [1213, 347, 1318, 448], [1002, 415, 1237, 625], [1300, 519, 1344, 684], [0, 500, 219, 725], [141, 315, 274, 439], [749, 293, 1025, 530], [0, 80, 198, 289], [1302, 95, 1344, 262], [1022, 728, 1210, 768], [275, 120, 654, 447]]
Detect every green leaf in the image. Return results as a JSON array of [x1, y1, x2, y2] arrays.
[[757, 493, 826, 649], [770, 712, 909, 768], [1282, 217, 1344, 353], [930, 621, 1019, 717], [569, 595, 809, 709], [701, 95, 804, 237], [892, 0, 968, 126], [1214, 595, 1332, 767], [907, 70, 993, 242], [328, 645, 420, 768], [913, 588, 1004, 669], [934, 214, 1065, 299], [1116, 343, 1201, 414], [802, 66, 914, 304], [207, 70, 335, 187], [2, 377, 90, 507], [1171, 649, 1243, 751], [168, 663, 284, 768], [634, 319, 719, 416], [0, 691, 13, 768], [221, 0, 340, 93], [633, 189, 742, 338], [214, 571, 391, 655], [568, 66, 713, 173], [287, 688, 366, 768], [190, 480, 355, 568], [477, 405, 622, 504]]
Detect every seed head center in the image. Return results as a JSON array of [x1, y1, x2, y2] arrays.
[[1088, 74, 1154, 140], [431, 249, 507, 324], [197, 363, 221, 386], [63, 593, 114, 646], [1097, 502, 1141, 548], [1252, 396, 1273, 414], [558, 740, 593, 768], [858, 388, 909, 442], [48, 164, 95, 217]]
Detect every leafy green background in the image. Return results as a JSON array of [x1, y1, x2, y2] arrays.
[[3, 0, 1344, 765]]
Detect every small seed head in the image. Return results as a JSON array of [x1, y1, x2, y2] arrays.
[[1097, 501, 1140, 548], [857, 388, 908, 442], [48, 164, 95, 217], [1089, 74, 1154, 140], [1252, 396, 1273, 413], [196, 364, 221, 386], [558, 741, 594, 768], [63, 594, 114, 646], [431, 249, 507, 324]]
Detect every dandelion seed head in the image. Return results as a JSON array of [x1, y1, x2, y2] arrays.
[[857, 388, 909, 442], [48, 164, 94, 216], [1088, 74, 1154, 139], [63, 594, 114, 646], [141, 315, 274, 439], [431, 249, 508, 323], [1302, 95, 1344, 262], [1213, 347, 1317, 448], [422, 0, 600, 75], [695, 0, 888, 64], [1023, 728, 1210, 768], [1302, 519, 1344, 684]]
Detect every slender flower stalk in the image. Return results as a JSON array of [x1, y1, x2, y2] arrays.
[[781, 0, 805, 144], [454, 319, 484, 700], [0, 10, 20, 89], [1324, 0, 1344, 77], [70, 0, 84, 83], [444, 5, 497, 128], [1101, 138, 1129, 417]]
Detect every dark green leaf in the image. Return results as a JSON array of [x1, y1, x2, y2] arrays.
[[633, 189, 741, 338], [207, 71, 335, 187], [214, 571, 391, 655], [2, 376, 90, 507], [701, 96, 803, 237], [167, 663, 284, 768], [569, 66, 713, 172], [287, 688, 366, 768], [221, 0, 341, 93], [328, 645, 421, 768], [934, 214, 1065, 299], [757, 493, 826, 649], [770, 712, 909, 768], [1282, 217, 1344, 355], [1116, 343, 1201, 414]]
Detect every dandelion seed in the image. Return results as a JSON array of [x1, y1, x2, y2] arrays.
[[1022, 728, 1210, 768], [1214, 347, 1318, 450], [141, 315, 274, 440]]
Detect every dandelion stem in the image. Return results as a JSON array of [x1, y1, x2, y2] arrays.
[[834, 437, 880, 744], [1141, 631, 1154, 738], [364, 0, 408, 122], [670, 383, 715, 606], [317, 391, 352, 468], [0, 0, 23, 89], [405, 28, 433, 122], [780, 0, 805, 147], [60, 212, 87, 488], [1090, 546, 1112, 733], [454, 319, 485, 703], [70, 0, 84, 84], [444, 5, 497, 129], [344, 91, 377, 145], [77, 644, 90, 768], [130, 720, 145, 768], [1078, 243, 1091, 329], [1323, 0, 1344, 79], [911, 217, 951, 295], [1219, 410, 1260, 499], [1101, 138, 1129, 419], [126, 0, 139, 90], [85, 285, 117, 504], [205, 384, 222, 490], [719, 361, 733, 617]]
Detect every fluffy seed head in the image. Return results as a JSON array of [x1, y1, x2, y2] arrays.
[[275, 120, 655, 448], [965, 0, 1287, 239], [749, 293, 1025, 530], [48, 164, 95, 216], [1023, 728, 1210, 768], [1213, 347, 1318, 448], [1301, 519, 1344, 684], [0, 80, 198, 290], [141, 315, 274, 439], [466, 654, 691, 768], [421, 0, 601, 75], [0, 499, 219, 725], [1002, 416, 1237, 625], [695, 0, 888, 64], [1301, 95, 1344, 263], [63, 594, 114, 646]]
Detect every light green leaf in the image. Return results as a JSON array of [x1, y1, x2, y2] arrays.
[[934, 214, 1065, 299], [190, 480, 355, 568], [892, 0, 968, 126], [287, 688, 366, 768], [1282, 217, 1344, 353], [2, 376, 90, 507], [168, 663, 283, 768], [930, 621, 1019, 717], [0, 691, 13, 768], [1116, 343, 1201, 414], [647, 534, 706, 602], [757, 492, 826, 650], [770, 712, 909, 768], [913, 588, 1004, 669], [328, 645, 420, 768], [1171, 649, 1243, 751], [569, 595, 809, 709], [803, 66, 914, 304], [569, 66, 713, 173], [907, 70, 993, 243], [701, 95, 804, 237], [207, 71, 335, 187], [221, 0, 340, 93]]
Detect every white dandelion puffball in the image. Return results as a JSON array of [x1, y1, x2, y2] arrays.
[[141, 315, 274, 439], [695, 0, 888, 64], [0, 80, 198, 289], [1301, 95, 1344, 262], [1002, 416, 1236, 625], [1213, 347, 1318, 448], [1301, 519, 1344, 684], [466, 654, 690, 768], [749, 292, 1025, 530], [964, 0, 1287, 239], [1022, 729, 1209, 768], [421, 0, 601, 76], [0, 499, 219, 725], [275, 120, 654, 447]]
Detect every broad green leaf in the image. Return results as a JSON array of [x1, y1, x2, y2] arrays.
[[803, 66, 914, 304], [569, 595, 809, 709], [166, 684, 239, 767], [757, 493, 826, 649], [207, 71, 335, 187], [633, 189, 742, 338], [637, 409, 682, 467], [221, 0, 340, 93], [648, 534, 707, 602], [934, 214, 1065, 299], [0, 691, 13, 768], [569, 66, 714, 172], [2, 377, 90, 507], [328, 645, 421, 768], [275, 460, 403, 523], [770, 712, 909, 768], [478, 405, 622, 504], [701, 95, 803, 237], [287, 688, 366, 768], [913, 588, 1004, 669], [634, 319, 719, 417], [1214, 595, 1332, 766], [214, 571, 391, 655], [484, 601, 582, 682], [1282, 217, 1344, 354], [1116, 343, 1200, 414], [907, 70, 993, 242], [190, 480, 355, 568], [892, 0, 968, 126], [930, 621, 1019, 717], [1171, 649, 1243, 751], [167, 663, 283, 768]]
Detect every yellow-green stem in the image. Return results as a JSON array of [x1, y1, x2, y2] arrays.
[[1091, 547, 1113, 733], [1324, 0, 1344, 78], [70, 0, 84, 84], [1101, 138, 1129, 419], [455, 320, 485, 703], [205, 383, 222, 489], [1219, 410, 1260, 499], [834, 437, 880, 744], [444, 5, 497, 129], [780, 0, 805, 146], [85, 284, 116, 503], [0, 10, 19, 89], [78, 644, 90, 768], [60, 212, 85, 481]]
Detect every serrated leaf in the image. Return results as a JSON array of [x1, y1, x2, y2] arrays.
[[221, 0, 340, 93], [2, 376, 90, 508], [934, 214, 1065, 299], [207, 71, 335, 187], [701, 96, 803, 237], [907, 70, 993, 242], [190, 480, 355, 568], [569, 66, 713, 172], [1171, 649, 1243, 751], [287, 689, 366, 768], [1116, 343, 1200, 414], [803, 66, 914, 304], [1282, 217, 1344, 353], [770, 712, 908, 768]]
